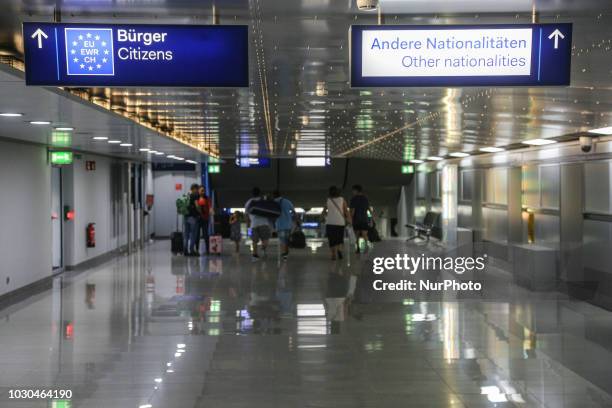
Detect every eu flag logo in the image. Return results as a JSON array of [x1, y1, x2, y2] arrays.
[[65, 28, 114, 76]]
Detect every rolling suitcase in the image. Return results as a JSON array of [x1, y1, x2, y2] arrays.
[[289, 229, 306, 249], [209, 235, 223, 255], [171, 232, 184, 255]]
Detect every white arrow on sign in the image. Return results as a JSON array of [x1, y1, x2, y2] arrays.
[[31, 28, 48, 49], [548, 29, 565, 50]]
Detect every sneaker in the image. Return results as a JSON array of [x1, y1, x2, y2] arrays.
[[282, 253, 289, 260], [252, 254, 260, 261]]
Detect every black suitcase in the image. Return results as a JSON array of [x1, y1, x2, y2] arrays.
[[368, 225, 381, 242], [289, 229, 306, 249], [171, 232, 184, 255]]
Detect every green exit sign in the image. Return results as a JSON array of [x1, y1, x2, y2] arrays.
[[51, 151, 73, 165], [50, 400, 72, 408], [401, 164, 414, 174], [208, 164, 221, 174]]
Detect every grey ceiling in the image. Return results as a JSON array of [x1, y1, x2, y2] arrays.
[[0, 0, 611, 162]]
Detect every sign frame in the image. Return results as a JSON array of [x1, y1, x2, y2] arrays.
[[23, 22, 249, 88], [350, 23, 572, 88]]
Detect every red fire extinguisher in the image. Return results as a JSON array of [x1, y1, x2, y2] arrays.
[[87, 223, 96, 248]]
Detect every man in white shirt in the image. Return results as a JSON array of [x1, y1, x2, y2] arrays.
[[245, 187, 272, 260]]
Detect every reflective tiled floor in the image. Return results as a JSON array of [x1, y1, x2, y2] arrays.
[[2, 239, 612, 407]]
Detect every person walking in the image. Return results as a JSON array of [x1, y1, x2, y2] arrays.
[[349, 184, 372, 254], [184, 183, 201, 256], [273, 190, 295, 260], [245, 187, 272, 260], [323, 186, 351, 261], [197, 186, 213, 255], [229, 210, 242, 253]]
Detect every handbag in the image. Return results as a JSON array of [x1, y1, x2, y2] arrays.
[[346, 226, 357, 245]]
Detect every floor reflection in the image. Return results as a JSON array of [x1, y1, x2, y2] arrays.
[[1, 240, 612, 407]]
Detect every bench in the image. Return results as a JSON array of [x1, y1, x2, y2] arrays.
[[406, 212, 441, 242]]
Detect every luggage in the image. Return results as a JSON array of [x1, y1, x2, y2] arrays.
[[288, 229, 306, 249], [368, 225, 381, 242], [209, 235, 223, 255], [171, 231, 184, 255], [248, 199, 281, 219]]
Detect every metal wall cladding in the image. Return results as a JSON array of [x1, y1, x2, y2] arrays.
[[483, 207, 508, 243], [461, 170, 475, 201], [583, 219, 612, 273], [584, 160, 612, 215], [522, 165, 540, 208], [417, 172, 428, 198], [430, 171, 441, 200], [533, 213, 561, 245], [458, 204, 473, 228], [484, 167, 508, 205], [540, 165, 560, 210]]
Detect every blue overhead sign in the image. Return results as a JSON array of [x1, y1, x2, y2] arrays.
[[350, 24, 572, 87], [23, 23, 249, 87]]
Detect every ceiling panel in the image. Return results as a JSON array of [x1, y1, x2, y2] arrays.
[[0, 0, 610, 162]]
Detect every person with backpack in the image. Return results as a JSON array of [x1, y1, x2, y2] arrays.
[[273, 190, 295, 260], [184, 183, 201, 256], [245, 187, 273, 260], [196, 186, 213, 255]]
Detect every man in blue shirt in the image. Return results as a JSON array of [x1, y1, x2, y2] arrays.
[[273, 190, 295, 260]]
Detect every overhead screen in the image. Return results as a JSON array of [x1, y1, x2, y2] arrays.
[[350, 23, 572, 87], [23, 22, 249, 87]]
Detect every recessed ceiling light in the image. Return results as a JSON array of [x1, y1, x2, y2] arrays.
[[479, 147, 505, 153], [108, 140, 122, 144], [409, 159, 424, 164], [154, 151, 164, 155], [120, 143, 132, 147], [139, 148, 150, 152], [93, 136, 108, 140], [588, 126, 612, 135], [54, 127, 74, 131], [522, 139, 557, 146], [174, 156, 185, 161], [427, 156, 444, 161], [30, 121, 51, 125], [0, 112, 23, 117], [449, 152, 470, 158], [186, 160, 197, 164]]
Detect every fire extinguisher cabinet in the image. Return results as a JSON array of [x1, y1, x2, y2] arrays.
[[86, 223, 96, 248]]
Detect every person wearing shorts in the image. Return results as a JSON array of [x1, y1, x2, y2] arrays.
[[323, 186, 351, 261], [350, 184, 372, 254], [274, 190, 295, 260], [245, 187, 272, 260]]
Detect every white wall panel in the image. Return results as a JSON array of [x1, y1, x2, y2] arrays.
[[0, 140, 52, 296]]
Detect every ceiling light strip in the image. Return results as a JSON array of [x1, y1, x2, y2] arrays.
[[250, 0, 274, 154]]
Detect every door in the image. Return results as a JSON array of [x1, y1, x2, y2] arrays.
[[51, 166, 63, 270]]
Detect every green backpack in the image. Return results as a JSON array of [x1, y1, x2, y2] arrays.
[[176, 194, 190, 216]]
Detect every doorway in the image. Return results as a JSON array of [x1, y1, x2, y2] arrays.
[[51, 166, 63, 271]]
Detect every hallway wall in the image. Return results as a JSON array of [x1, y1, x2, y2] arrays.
[[0, 139, 52, 296], [63, 154, 130, 267], [152, 170, 199, 237]]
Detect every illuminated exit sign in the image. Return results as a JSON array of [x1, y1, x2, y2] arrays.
[[50, 151, 73, 165]]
